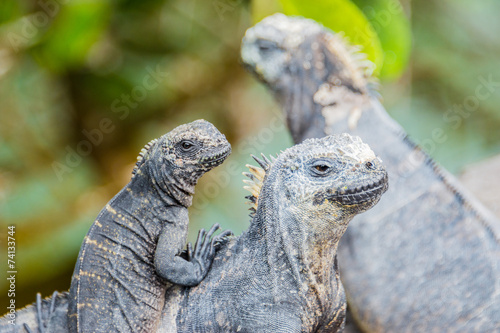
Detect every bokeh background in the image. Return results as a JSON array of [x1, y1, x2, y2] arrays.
[[1, 0, 499, 309]]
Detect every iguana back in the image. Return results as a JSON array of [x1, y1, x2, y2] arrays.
[[241, 14, 500, 332]]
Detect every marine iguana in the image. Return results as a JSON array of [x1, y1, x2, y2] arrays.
[[166, 134, 388, 332], [241, 13, 500, 332], [0, 119, 231, 333], [67, 119, 232, 333]]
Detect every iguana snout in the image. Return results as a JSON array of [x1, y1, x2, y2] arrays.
[[329, 167, 387, 206], [197, 143, 231, 168]]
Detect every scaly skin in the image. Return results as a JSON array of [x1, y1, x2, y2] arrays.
[[168, 134, 388, 332], [241, 13, 500, 332], [67, 119, 231, 333]]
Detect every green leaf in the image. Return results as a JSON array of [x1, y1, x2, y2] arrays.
[[33, 0, 111, 72], [0, 1, 22, 24], [251, 0, 284, 24], [279, 0, 384, 75], [351, 0, 411, 79]]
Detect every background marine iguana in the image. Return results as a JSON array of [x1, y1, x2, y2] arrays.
[[241, 13, 500, 332], [167, 134, 388, 332], [66, 119, 231, 333]]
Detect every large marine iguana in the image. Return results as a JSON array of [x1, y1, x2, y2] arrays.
[[241, 13, 500, 332], [166, 134, 388, 332], [1, 134, 388, 333]]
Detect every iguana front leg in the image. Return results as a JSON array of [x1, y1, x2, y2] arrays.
[[155, 223, 232, 286]]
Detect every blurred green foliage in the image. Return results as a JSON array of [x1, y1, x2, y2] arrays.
[[1, 0, 282, 307], [35, 1, 111, 72], [0, 0, 499, 310], [388, 0, 500, 172], [351, 0, 411, 79]]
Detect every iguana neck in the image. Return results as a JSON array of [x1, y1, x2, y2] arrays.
[[133, 159, 196, 208], [271, 40, 328, 144], [243, 170, 347, 299], [271, 37, 370, 144]]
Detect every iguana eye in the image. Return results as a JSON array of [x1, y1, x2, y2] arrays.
[[365, 161, 375, 170], [315, 165, 330, 172], [310, 159, 336, 177], [179, 140, 197, 152], [258, 39, 278, 52]]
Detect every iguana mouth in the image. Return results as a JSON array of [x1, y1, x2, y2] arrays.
[[331, 173, 388, 205], [201, 146, 231, 167]]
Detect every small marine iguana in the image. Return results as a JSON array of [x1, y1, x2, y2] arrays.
[[67, 119, 232, 333], [241, 13, 500, 332], [0, 120, 231, 333], [167, 134, 388, 332]]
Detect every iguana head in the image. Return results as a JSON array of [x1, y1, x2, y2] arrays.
[[245, 133, 387, 239], [133, 119, 231, 205], [241, 13, 322, 87], [241, 13, 375, 142], [241, 13, 372, 93], [282, 134, 387, 215]]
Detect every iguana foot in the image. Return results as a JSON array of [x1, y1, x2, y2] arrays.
[[186, 224, 227, 278], [179, 229, 232, 260], [22, 293, 43, 333], [22, 291, 59, 333]]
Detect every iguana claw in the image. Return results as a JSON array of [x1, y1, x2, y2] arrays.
[[182, 228, 233, 261], [22, 291, 59, 333], [213, 229, 234, 248]]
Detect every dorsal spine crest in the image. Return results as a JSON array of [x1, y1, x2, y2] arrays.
[[243, 154, 273, 217], [132, 138, 159, 176]]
